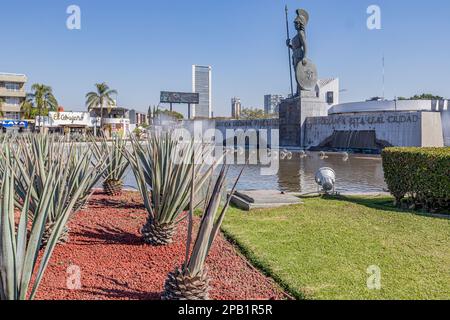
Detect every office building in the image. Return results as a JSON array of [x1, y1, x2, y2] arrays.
[[0, 73, 27, 120], [129, 109, 148, 126], [264, 94, 284, 115], [192, 65, 212, 119], [231, 97, 242, 119]]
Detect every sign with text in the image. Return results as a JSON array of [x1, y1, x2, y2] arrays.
[[0, 120, 29, 128], [160, 91, 199, 104], [49, 112, 92, 126]]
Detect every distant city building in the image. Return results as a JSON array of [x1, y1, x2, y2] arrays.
[[315, 78, 340, 107], [0, 73, 27, 120], [231, 97, 242, 119], [89, 105, 130, 137], [192, 65, 212, 119], [264, 94, 284, 115], [129, 109, 148, 126]]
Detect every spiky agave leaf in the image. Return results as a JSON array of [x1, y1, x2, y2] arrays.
[[185, 163, 245, 276], [67, 144, 106, 212], [62, 143, 103, 208], [163, 158, 245, 300]]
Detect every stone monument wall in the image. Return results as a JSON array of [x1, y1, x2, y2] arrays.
[[304, 111, 444, 150]]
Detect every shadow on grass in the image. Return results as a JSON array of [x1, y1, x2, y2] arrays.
[[73, 225, 144, 246], [221, 229, 303, 301], [81, 274, 161, 300], [324, 195, 450, 220]]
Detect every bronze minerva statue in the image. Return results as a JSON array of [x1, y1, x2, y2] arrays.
[[286, 9, 318, 95]]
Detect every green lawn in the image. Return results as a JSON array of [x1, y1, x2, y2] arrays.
[[222, 196, 450, 300]]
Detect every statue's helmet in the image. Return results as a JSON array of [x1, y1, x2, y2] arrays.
[[295, 9, 309, 26]]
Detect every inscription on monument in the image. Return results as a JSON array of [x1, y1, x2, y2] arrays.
[[306, 114, 420, 129]]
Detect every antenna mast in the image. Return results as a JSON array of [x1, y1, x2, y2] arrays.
[[382, 54, 385, 99]]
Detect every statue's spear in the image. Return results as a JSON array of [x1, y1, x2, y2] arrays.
[[285, 5, 294, 97]]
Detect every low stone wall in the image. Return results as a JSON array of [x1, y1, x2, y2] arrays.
[[215, 119, 279, 130], [215, 119, 279, 147]]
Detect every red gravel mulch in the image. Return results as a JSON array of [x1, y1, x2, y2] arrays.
[[35, 192, 286, 300]]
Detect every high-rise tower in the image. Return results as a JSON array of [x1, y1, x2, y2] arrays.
[[192, 65, 212, 118]]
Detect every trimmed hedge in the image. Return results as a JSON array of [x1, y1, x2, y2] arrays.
[[382, 147, 450, 212]]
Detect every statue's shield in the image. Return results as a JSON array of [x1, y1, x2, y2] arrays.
[[296, 59, 318, 91]]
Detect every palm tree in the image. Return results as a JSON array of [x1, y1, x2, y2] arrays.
[[0, 98, 4, 118], [30, 84, 58, 131], [86, 83, 117, 136], [20, 94, 35, 120]]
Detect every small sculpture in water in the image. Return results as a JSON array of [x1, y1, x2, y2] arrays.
[[281, 149, 293, 160], [319, 151, 329, 159], [342, 152, 349, 162]]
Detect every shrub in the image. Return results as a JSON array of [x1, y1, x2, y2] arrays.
[[382, 147, 450, 212]]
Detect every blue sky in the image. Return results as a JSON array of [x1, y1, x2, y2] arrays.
[[1, 0, 449, 116]]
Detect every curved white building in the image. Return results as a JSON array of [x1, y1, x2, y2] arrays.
[[329, 99, 448, 115]]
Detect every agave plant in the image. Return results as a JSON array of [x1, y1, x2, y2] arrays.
[[91, 135, 129, 196], [162, 161, 245, 300], [0, 146, 91, 300], [7, 134, 105, 245], [6, 134, 66, 216], [127, 130, 217, 246]]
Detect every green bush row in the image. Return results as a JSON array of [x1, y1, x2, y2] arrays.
[[382, 147, 450, 212]]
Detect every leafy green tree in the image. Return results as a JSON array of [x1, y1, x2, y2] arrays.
[[150, 106, 184, 121], [86, 83, 118, 134], [157, 109, 184, 120], [398, 93, 445, 100], [133, 127, 144, 139], [240, 108, 274, 120], [20, 94, 38, 119], [411, 93, 444, 100]]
